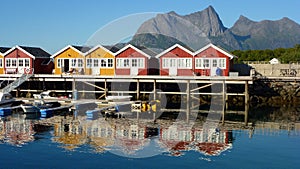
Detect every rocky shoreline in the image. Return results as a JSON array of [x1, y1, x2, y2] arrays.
[[250, 80, 300, 105]]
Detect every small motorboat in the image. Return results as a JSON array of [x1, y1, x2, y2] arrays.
[[0, 92, 23, 108], [105, 95, 132, 102], [20, 103, 39, 113]]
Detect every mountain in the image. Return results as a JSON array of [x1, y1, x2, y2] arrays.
[[130, 6, 300, 51], [230, 16, 300, 49]]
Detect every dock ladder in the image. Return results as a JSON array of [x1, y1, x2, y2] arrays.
[[1, 73, 33, 93]]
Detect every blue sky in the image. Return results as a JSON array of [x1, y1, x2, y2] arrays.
[[1, 0, 299, 53]]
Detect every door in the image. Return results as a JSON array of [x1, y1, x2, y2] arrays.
[[169, 58, 177, 76], [92, 68, 100, 75], [63, 59, 69, 73], [130, 59, 139, 75], [210, 59, 218, 76]]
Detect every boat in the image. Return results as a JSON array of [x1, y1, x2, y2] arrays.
[[20, 103, 40, 113], [33, 90, 68, 100], [0, 92, 23, 108]]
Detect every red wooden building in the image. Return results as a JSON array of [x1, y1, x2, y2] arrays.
[[156, 44, 194, 76], [194, 43, 236, 76], [115, 44, 153, 76], [3, 46, 53, 74]]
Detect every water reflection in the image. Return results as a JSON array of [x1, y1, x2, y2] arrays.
[[1, 106, 300, 158], [0, 114, 36, 146]]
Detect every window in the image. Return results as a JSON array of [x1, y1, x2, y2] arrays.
[[0, 58, 2, 68], [132, 59, 137, 67], [178, 58, 192, 69], [57, 59, 61, 68], [101, 59, 106, 67], [6, 59, 11, 67], [6, 58, 18, 68], [219, 58, 226, 69], [170, 58, 176, 67], [116, 58, 122, 68], [162, 58, 169, 68], [204, 59, 209, 69], [18, 59, 24, 67], [107, 59, 113, 68], [24, 59, 30, 67], [12, 59, 17, 67], [86, 59, 92, 68], [212, 59, 218, 67], [195, 58, 203, 69], [94, 59, 99, 67], [71, 59, 76, 67], [116, 58, 130, 68], [78, 59, 83, 68], [137, 58, 144, 68], [178, 58, 184, 68], [124, 59, 130, 67]]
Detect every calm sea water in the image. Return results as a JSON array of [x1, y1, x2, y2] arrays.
[[0, 107, 300, 169]]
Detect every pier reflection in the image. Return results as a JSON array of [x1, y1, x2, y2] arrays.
[[1, 106, 300, 157]]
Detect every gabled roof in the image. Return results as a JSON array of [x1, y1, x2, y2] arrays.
[[50, 45, 90, 58], [114, 44, 152, 59], [156, 44, 194, 58], [84, 45, 114, 56], [72, 45, 91, 53], [194, 43, 237, 59], [0, 47, 11, 55], [3, 46, 51, 59]]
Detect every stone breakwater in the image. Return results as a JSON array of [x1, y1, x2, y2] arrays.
[[250, 80, 300, 104]]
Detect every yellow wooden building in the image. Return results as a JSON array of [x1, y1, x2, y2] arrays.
[[0, 47, 11, 74], [51, 45, 90, 75], [84, 45, 115, 76]]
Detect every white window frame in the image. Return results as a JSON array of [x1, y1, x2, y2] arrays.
[[195, 58, 203, 69], [218, 58, 226, 69], [86, 58, 92, 68], [24, 58, 30, 67], [137, 58, 144, 68], [93, 59, 99, 67], [0, 58, 3, 68], [100, 59, 107, 68], [178, 58, 192, 69], [107, 58, 113, 68], [5, 58, 17, 68], [212, 59, 218, 68], [57, 59, 61, 68], [77, 59, 83, 68], [162, 58, 169, 68]]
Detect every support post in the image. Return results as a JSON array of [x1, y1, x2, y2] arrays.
[[104, 78, 107, 98], [186, 80, 190, 123], [153, 80, 156, 100], [245, 80, 249, 104], [245, 102, 249, 125], [137, 79, 140, 100], [222, 80, 226, 124]]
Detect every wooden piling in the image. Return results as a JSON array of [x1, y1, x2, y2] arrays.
[[186, 80, 190, 123]]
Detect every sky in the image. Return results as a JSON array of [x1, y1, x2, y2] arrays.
[[0, 0, 299, 54]]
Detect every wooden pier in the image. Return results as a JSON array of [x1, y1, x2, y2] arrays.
[[0, 74, 253, 123]]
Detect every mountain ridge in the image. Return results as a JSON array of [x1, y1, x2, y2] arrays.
[[130, 6, 300, 51]]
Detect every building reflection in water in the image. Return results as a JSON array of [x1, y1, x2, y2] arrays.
[[1, 107, 299, 157], [0, 114, 36, 146], [50, 115, 233, 156]]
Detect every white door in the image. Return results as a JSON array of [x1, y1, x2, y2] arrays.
[[169, 58, 177, 76], [130, 67, 139, 75], [210, 59, 218, 76], [92, 68, 100, 75]]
